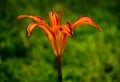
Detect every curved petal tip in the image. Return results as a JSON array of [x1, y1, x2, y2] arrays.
[[17, 15, 25, 20], [27, 22, 38, 37]]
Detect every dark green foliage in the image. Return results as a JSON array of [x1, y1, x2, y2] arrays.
[[0, 0, 120, 82]]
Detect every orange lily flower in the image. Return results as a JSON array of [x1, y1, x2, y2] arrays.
[[17, 9, 101, 57], [17, 9, 101, 82]]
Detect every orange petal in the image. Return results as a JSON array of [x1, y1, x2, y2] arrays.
[[49, 12, 60, 27], [17, 15, 53, 37], [72, 16, 102, 32], [27, 22, 38, 36], [60, 21, 73, 36], [17, 15, 49, 27], [37, 24, 53, 36], [27, 22, 54, 41]]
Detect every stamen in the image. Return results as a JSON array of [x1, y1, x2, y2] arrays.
[[57, 8, 65, 23]]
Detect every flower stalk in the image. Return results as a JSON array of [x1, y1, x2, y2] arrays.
[[56, 55, 62, 82]]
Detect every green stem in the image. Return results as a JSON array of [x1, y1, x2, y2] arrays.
[[56, 55, 62, 82]]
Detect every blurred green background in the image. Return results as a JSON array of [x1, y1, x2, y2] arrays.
[[0, 0, 120, 82]]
